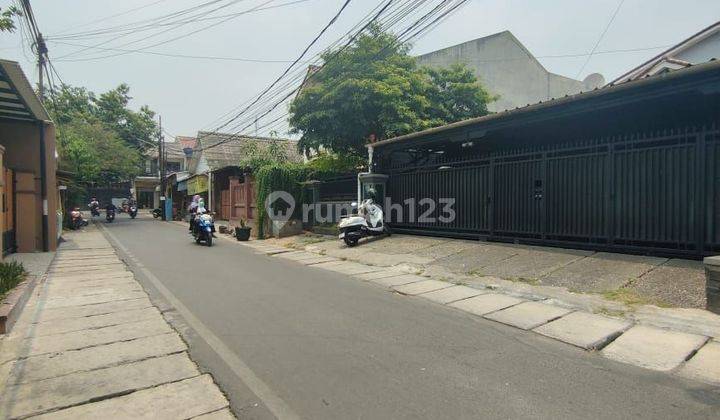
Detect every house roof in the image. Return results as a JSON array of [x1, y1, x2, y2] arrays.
[[609, 20, 720, 85], [190, 131, 303, 172], [371, 59, 720, 149], [0, 59, 51, 122], [176, 136, 197, 150]]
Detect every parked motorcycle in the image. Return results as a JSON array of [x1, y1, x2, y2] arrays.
[[129, 205, 138, 219], [106, 208, 116, 223], [152, 208, 162, 219], [191, 213, 215, 247], [69, 209, 88, 230], [338, 198, 390, 247]]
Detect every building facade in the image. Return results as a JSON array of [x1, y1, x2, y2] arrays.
[[416, 31, 605, 113], [0, 59, 58, 256]]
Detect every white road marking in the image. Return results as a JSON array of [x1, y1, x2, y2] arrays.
[[99, 224, 301, 420]]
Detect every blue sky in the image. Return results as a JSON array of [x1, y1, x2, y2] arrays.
[[1, 0, 718, 138]]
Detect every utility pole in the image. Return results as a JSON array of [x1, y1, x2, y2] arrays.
[[159, 116, 166, 221], [36, 33, 47, 100]]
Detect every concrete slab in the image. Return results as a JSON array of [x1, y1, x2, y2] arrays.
[[263, 248, 293, 255], [30, 375, 229, 420], [30, 307, 161, 337], [394, 279, 453, 296], [542, 252, 667, 293], [533, 311, 632, 350], [433, 244, 520, 275], [47, 272, 135, 283], [629, 259, 706, 308], [299, 256, 339, 265], [0, 354, 199, 419], [449, 294, 526, 316], [53, 257, 120, 267], [274, 251, 319, 261], [676, 340, 720, 385], [0, 317, 171, 363], [481, 248, 590, 281], [485, 301, 573, 330], [46, 283, 142, 299], [49, 263, 127, 274], [316, 261, 384, 275], [41, 290, 147, 309], [35, 297, 153, 323], [602, 325, 708, 371], [47, 278, 138, 293], [354, 270, 408, 281], [418, 285, 486, 304], [370, 274, 425, 288], [0, 333, 186, 384]]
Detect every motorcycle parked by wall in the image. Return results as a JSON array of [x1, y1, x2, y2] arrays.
[[338, 198, 390, 247], [191, 212, 215, 247], [106, 208, 116, 223], [69, 208, 88, 230], [129, 204, 138, 219]]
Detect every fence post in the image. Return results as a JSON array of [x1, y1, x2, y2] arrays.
[[705, 255, 720, 314]]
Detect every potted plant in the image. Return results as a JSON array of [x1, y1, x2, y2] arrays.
[[235, 219, 252, 241]]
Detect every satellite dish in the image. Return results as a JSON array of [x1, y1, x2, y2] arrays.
[[583, 73, 605, 89]]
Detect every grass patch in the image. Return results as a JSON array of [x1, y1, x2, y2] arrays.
[[601, 288, 671, 307], [0, 261, 26, 299]]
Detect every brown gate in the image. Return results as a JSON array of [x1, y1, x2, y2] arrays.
[[3, 168, 15, 255]]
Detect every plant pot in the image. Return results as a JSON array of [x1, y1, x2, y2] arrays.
[[235, 226, 251, 241]]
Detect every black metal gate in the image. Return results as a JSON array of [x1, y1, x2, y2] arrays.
[[385, 124, 720, 257]]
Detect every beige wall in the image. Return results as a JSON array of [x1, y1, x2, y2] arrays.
[[0, 119, 58, 253]]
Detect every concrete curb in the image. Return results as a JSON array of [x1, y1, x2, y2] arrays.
[[0, 275, 40, 334]]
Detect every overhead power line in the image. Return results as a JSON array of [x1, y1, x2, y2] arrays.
[[199, 0, 471, 152], [51, 0, 171, 36], [211, 0, 354, 134], [576, 0, 625, 78]]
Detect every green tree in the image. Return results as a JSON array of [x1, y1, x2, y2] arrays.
[[44, 83, 156, 185], [423, 63, 495, 126], [289, 25, 494, 154], [58, 121, 141, 185], [0, 6, 21, 33], [95, 84, 157, 151]]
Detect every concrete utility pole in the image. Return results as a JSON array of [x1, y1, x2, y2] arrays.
[[159, 116, 166, 221], [36, 33, 47, 100]]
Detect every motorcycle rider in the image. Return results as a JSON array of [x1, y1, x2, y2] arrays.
[[106, 201, 117, 216], [188, 194, 200, 231], [88, 197, 100, 216]]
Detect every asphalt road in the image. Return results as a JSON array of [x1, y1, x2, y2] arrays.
[[99, 215, 719, 420]]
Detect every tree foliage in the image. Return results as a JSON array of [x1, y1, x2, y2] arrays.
[[289, 25, 494, 154], [0, 6, 21, 33], [44, 83, 157, 185]]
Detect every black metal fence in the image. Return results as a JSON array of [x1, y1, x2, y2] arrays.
[[384, 124, 720, 258]]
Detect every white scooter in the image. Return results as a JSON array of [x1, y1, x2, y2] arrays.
[[338, 198, 390, 247]]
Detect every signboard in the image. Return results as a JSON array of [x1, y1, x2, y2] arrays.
[[187, 175, 208, 195]]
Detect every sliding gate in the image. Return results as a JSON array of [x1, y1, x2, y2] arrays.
[[386, 125, 720, 257]]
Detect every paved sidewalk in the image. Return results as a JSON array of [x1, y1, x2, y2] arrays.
[[0, 226, 233, 420], [232, 237, 720, 388]]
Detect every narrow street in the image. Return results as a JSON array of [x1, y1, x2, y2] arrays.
[[99, 215, 719, 420]]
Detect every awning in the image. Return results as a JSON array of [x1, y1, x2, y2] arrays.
[[0, 59, 51, 122]]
